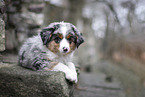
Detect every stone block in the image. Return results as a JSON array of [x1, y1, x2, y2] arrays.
[[0, 18, 5, 51], [28, 4, 44, 13], [0, 63, 74, 97]]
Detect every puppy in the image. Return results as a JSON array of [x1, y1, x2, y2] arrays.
[[18, 22, 84, 83]]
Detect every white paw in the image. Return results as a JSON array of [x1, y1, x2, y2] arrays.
[[51, 62, 78, 83], [67, 62, 77, 75], [65, 73, 78, 83]]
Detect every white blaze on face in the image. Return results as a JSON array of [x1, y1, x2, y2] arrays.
[[59, 24, 70, 53], [59, 38, 70, 53]]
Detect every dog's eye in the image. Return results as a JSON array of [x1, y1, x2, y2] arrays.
[[68, 36, 75, 44], [54, 37, 61, 43]]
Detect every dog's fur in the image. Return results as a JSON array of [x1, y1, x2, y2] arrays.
[[18, 22, 84, 83]]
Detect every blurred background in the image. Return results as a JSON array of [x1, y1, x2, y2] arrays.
[[0, 0, 145, 97]]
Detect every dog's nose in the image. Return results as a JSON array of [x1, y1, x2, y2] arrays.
[[63, 47, 68, 52]]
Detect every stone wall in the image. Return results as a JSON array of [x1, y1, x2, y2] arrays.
[[0, 18, 5, 51], [0, 0, 5, 51], [5, 0, 44, 51]]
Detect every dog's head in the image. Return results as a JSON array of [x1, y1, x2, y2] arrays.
[[40, 22, 84, 54]]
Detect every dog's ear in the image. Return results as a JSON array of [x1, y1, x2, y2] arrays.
[[40, 27, 54, 45], [40, 23, 60, 45], [76, 33, 84, 48], [71, 25, 84, 48], [40, 24, 59, 45]]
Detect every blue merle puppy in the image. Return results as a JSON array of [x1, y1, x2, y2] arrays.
[[18, 22, 84, 83]]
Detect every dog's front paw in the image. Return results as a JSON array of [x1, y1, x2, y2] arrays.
[[65, 73, 78, 84]]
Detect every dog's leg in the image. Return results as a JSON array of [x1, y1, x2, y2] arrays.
[[52, 62, 78, 83], [31, 57, 50, 70], [67, 62, 77, 76]]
